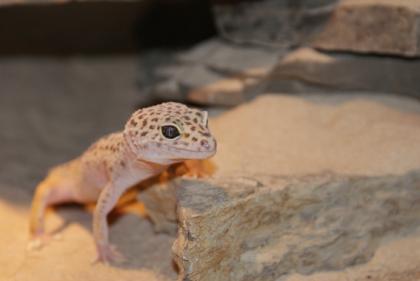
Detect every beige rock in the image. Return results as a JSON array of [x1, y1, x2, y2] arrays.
[[312, 0, 420, 57], [263, 47, 420, 98], [211, 94, 420, 177], [173, 172, 420, 281]]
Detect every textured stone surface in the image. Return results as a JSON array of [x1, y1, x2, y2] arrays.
[[262, 47, 420, 98], [149, 38, 281, 106], [312, 0, 420, 57], [173, 173, 420, 281]]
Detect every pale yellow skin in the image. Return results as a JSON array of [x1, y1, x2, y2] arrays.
[[29, 102, 217, 264]]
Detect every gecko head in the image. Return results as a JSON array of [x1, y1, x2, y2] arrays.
[[123, 102, 217, 165]]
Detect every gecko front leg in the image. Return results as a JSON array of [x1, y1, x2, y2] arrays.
[[93, 181, 130, 264]]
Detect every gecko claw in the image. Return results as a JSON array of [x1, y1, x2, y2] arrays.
[[92, 244, 126, 265]]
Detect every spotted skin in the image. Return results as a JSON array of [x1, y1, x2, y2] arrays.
[[29, 102, 217, 264]]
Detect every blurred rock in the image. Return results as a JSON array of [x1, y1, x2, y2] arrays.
[[150, 38, 281, 106], [212, 0, 338, 49], [312, 0, 420, 57], [262, 48, 420, 98]]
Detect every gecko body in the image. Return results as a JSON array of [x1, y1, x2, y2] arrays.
[[29, 102, 217, 263]]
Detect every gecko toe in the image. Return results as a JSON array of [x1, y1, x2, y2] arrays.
[[93, 243, 126, 265]]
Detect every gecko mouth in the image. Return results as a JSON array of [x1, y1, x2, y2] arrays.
[[152, 142, 216, 159]]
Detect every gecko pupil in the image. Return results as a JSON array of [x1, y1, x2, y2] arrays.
[[161, 125, 180, 139]]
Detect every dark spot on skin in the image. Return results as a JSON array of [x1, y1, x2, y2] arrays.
[[152, 118, 158, 122], [184, 116, 191, 121], [153, 133, 158, 139], [141, 131, 148, 137], [193, 118, 198, 124], [199, 131, 211, 137], [142, 120, 147, 127], [159, 137, 163, 142], [184, 133, 190, 138], [174, 141, 178, 145], [134, 131, 139, 136], [149, 125, 155, 130], [192, 137, 198, 142], [191, 126, 196, 131], [182, 142, 189, 146], [165, 117, 171, 122], [185, 122, 192, 126], [137, 114, 144, 120], [120, 161, 126, 167], [130, 119, 137, 126], [195, 112, 202, 117], [150, 112, 155, 116], [176, 111, 181, 115]]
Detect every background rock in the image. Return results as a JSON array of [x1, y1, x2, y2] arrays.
[[212, 0, 338, 49], [262, 47, 420, 98], [312, 0, 420, 57], [148, 38, 281, 106]]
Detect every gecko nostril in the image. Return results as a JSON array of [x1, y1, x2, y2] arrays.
[[200, 139, 210, 149]]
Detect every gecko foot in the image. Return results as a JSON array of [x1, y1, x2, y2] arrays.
[[93, 243, 126, 265], [27, 233, 58, 251]]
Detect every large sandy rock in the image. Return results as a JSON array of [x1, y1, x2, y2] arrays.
[[141, 94, 420, 281], [312, 0, 420, 57], [173, 172, 420, 281], [262, 47, 420, 98]]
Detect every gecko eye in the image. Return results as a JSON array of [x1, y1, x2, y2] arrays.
[[161, 125, 180, 139]]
